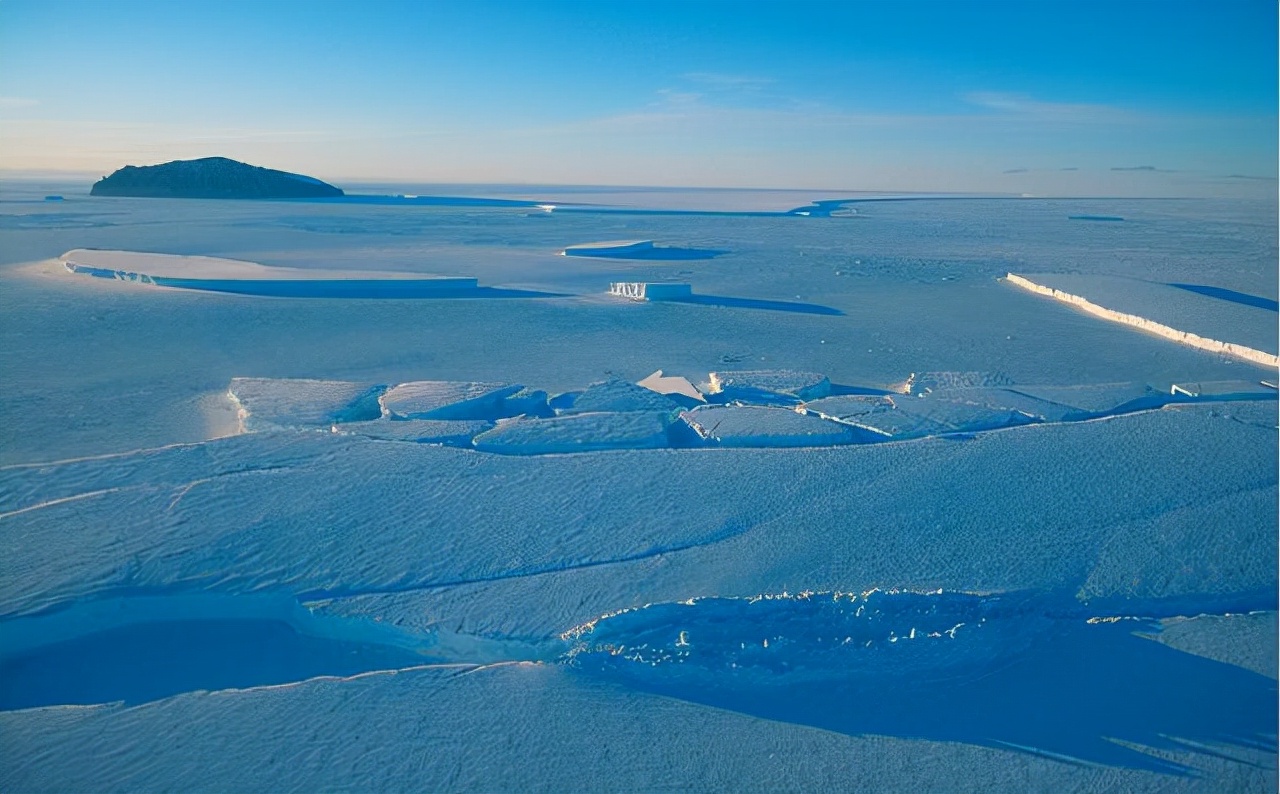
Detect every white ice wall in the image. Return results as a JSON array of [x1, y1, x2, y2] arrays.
[[1005, 273, 1278, 369]]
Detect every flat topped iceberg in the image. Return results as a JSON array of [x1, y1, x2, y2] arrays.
[[62, 249, 475, 284], [563, 240, 655, 257], [679, 405, 873, 447], [228, 378, 384, 431], [60, 249, 481, 298], [707, 369, 832, 402], [608, 282, 693, 301], [379, 382, 531, 421]]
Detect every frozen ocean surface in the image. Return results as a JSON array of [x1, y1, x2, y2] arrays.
[[0, 181, 1276, 792]]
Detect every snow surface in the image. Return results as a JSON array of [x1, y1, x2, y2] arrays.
[[0, 185, 1276, 792]]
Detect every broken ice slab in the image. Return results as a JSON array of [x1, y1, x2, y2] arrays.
[[502, 388, 554, 418], [637, 370, 705, 404], [473, 411, 674, 455], [1005, 383, 1168, 421], [911, 388, 1081, 424], [557, 379, 682, 415], [1168, 380, 1279, 401], [679, 405, 874, 447], [706, 369, 832, 403], [228, 378, 385, 431], [379, 382, 546, 421], [328, 419, 492, 445], [803, 393, 1038, 440]]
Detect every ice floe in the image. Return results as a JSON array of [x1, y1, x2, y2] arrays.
[[474, 411, 675, 455], [557, 379, 683, 414], [379, 381, 539, 420], [228, 378, 384, 431], [679, 405, 872, 447], [707, 369, 832, 403]]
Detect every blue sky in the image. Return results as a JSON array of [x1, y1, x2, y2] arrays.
[[0, 0, 1275, 195]]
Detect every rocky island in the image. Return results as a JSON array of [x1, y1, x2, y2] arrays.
[[89, 157, 344, 199]]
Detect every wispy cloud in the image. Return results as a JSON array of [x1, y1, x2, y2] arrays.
[[682, 72, 775, 89], [962, 92, 1142, 124], [0, 96, 39, 110]]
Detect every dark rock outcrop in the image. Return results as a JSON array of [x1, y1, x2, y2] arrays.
[[90, 157, 344, 199]]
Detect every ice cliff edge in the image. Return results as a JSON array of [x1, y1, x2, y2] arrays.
[[90, 157, 344, 199]]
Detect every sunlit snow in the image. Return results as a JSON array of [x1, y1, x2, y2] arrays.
[[0, 184, 1275, 793]]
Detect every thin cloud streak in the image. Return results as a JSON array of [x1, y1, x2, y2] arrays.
[[0, 96, 39, 110], [962, 92, 1147, 124]]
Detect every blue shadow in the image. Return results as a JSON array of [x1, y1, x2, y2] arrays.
[[565, 247, 727, 261], [667, 295, 843, 316], [1168, 283, 1278, 312], [0, 618, 429, 709], [569, 591, 1277, 774], [69, 265, 565, 299]]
